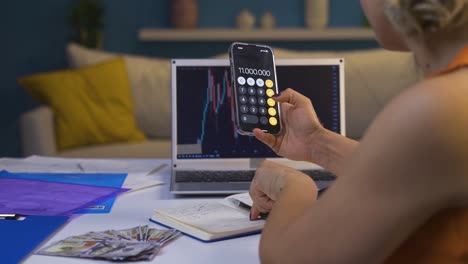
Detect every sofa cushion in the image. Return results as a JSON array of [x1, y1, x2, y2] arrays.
[[19, 58, 146, 151], [67, 43, 171, 139]]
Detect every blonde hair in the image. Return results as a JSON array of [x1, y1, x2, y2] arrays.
[[385, 0, 468, 36]]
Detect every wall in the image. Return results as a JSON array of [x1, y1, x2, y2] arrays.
[[0, 0, 379, 157], [103, 0, 376, 57], [1, 1, 77, 157]]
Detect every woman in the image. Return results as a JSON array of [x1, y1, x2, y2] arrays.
[[250, 0, 468, 263]]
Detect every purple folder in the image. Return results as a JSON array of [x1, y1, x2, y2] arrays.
[[0, 178, 128, 216]]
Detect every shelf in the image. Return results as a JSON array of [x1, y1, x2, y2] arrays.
[[138, 28, 375, 42]]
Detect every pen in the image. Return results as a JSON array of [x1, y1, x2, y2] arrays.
[[318, 186, 329, 196], [238, 202, 269, 221], [243, 186, 330, 221], [77, 163, 85, 172], [0, 214, 22, 220], [146, 164, 168, 176]]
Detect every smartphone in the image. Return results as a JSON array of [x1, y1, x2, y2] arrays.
[[229, 42, 281, 136]]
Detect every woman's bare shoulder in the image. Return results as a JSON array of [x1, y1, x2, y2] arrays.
[[374, 71, 468, 202], [411, 71, 468, 144], [384, 70, 468, 144]]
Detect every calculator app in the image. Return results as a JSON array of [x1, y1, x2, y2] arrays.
[[231, 43, 281, 134]]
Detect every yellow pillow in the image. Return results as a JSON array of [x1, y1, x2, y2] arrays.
[[19, 57, 146, 151]]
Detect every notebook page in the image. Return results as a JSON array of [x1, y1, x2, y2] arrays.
[[224, 192, 253, 207], [158, 201, 264, 234]]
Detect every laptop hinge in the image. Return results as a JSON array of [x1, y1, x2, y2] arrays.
[[249, 158, 265, 169]]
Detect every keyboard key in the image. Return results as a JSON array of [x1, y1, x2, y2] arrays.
[[175, 170, 336, 183]]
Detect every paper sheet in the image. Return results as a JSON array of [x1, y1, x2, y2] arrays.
[[25, 156, 164, 174], [1, 156, 167, 192], [0, 158, 82, 173], [224, 192, 254, 207]]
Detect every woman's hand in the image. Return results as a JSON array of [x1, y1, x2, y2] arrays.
[[249, 160, 317, 219], [254, 88, 324, 162]]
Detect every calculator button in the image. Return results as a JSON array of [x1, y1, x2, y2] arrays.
[[265, 79, 274, 88], [249, 96, 257, 105], [268, 107, 277, 116], [240, 105, 249, 113], [256, 79, 264, 87], [239, 86, 247, 94], [269, 117, 278, 126], [260, 116, 269, 125], [247, 78, 255, 86], [257, 89, 265, 96], [248, 87, 256, 95], [258, 97, 266, 105], [241, 114, 259, 124], [249, 106, 258, 114], [239, 96, 248, 104], [267, 98, 276, 107], [238, 77, 246, 85], [266, 89, 275, 97], [259, 107, 267, 115]]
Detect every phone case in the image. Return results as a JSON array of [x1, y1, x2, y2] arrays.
[[229, 42, 282, 136]]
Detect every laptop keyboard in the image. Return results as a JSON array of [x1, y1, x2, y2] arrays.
[[175, 170, 336, 183]]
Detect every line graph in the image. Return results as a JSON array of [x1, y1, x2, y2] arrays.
[[198, 68, 237, 144], [176, 66, 276, 159]]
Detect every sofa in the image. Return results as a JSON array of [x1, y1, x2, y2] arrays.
[[19, 43, 421, 158]]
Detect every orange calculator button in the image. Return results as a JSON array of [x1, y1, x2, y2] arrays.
[[269, 117, 278, 126], [268, 108, 277, 116], [266, 89, 275, 97], [265, 79, 274, 88], [267, 98, 276, 107]]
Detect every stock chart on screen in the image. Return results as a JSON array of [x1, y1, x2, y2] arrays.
[[176, 65, 340, 159]]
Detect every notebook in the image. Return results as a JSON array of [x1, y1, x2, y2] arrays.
[[171, 58, 345, 194], [150, 193, 264, 242]]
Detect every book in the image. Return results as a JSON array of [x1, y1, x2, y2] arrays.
[[149, 193, 265, 242]]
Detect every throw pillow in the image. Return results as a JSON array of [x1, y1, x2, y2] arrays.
[[67, 43, 171, 139], [19, 57, 147, 151]]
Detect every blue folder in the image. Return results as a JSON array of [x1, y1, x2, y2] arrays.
[[1, 215, 69, 264]]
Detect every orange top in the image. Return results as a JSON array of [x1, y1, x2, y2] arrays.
[[385, 47, 468, 263], [430, 46, 468, 77], [385, 209, 468, 263]]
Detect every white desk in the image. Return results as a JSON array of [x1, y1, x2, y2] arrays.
[[23, 160, 261, 264]]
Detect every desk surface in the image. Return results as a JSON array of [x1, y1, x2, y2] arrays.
[[23, 160, 261, 264]]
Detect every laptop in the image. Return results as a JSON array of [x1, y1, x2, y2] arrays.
[[170, 58, 345, 194]]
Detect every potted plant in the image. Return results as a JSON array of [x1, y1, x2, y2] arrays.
[[70, 0, 104, 49]]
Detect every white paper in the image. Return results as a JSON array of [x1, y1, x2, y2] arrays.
[[0, 158, 83, 173], [25, 156, 164, 174], [224, 192, 254, 207], [2, 156, 168, 192]]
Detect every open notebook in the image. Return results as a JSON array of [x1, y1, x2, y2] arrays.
[[149, 193, 264, 242]]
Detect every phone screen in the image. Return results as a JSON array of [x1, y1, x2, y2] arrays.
[[230, 43, 281, 135]]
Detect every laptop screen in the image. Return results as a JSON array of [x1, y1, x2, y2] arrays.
[[174, 60, 343, 160]]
